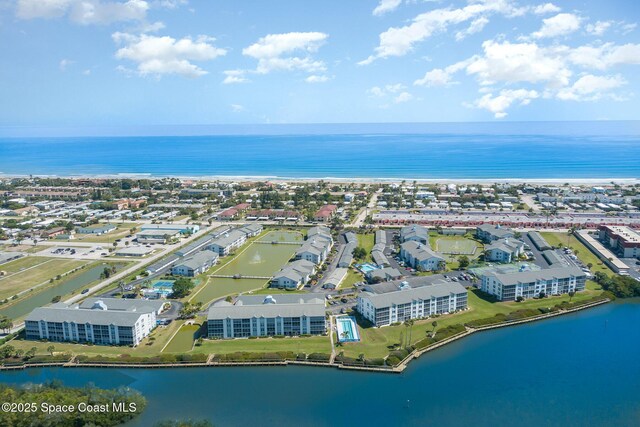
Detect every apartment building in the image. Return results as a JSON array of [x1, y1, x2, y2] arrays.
[[207, 294, 326, 339], [357, 276, 467, 327]]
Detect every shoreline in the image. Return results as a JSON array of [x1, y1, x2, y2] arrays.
[[1, 172, 638, 185], [0, 298, 611, 375]]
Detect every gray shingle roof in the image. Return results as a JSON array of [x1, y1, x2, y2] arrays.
[[401, 241, 444, 262], [207, 293, 326, 320], [360, 276, 466, 309], [174, 250, 218, 270]]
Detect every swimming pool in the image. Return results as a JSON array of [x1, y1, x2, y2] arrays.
[[336, 316, 360, 342], [357, 263, 379, 274], [150, 280, 174, 297]]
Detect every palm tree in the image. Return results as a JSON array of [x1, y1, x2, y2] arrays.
[[47, 345, 55, 356], [568, 290, 576, 302], [431, 320, 438, 335]]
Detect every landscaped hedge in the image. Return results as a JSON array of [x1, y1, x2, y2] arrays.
[[335, 354, 386, 367], [414, 324, 466, 351], [212, 351, 298, 363], [306, 353, 331, 362], [76, 353, 207, 364]]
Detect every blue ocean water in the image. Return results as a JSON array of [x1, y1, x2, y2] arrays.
[[1, 301, 638, 427], [1, 122, 639, 179]]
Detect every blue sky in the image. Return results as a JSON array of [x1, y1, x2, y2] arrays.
[[1, 0, 639, 129]]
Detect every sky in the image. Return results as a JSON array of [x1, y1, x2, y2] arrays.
[[1, 0, 640, 130]]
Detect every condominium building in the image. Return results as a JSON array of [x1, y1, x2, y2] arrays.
[[481, 266, 587, 301], [207, 229, 247, 256], [25, 298, 164, 346], [207, 294, 326, 339], [171, 250, 219, 277], [399, 225, 429, 244], [271, 259, 316, 289], [485, 238, 525, 263], [400, 241, 445, 271], [356, 276, 468, 327], [598, 225, 640, 258], [476, 224, 515, 243]]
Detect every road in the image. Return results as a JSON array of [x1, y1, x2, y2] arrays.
[[352, 191, 379, 227]]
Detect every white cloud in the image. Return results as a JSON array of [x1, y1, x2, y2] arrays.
[[360, 0, 526, 64], [394, 91, 413, 103], [455, 16, 489, 41], [17, 0, 149, 25], [222, 69, 249, 84], [230, 104, 244, 113], [532, 3, 560, 15], [242, 32, 328, 74], [113, 32, 226, 78], [466, 40, 571, 87], [473, 89, 539, 118], [532, 13, 581, 39], [59, 58, 74, 71], [305, 74, 329, 83], [368, 83, 406, 97], [586, 20, 612, 36], [414, 59, 470, 87], [556, 74, 626, 101], [373, 0, 402, 16], [569, 43, 640, 70]]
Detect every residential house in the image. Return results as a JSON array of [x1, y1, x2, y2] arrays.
[[485, 238, 525, 263]]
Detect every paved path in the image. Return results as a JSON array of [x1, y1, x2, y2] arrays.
[[352, 191, 379, 227]]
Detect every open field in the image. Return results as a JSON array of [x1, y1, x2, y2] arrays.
[[340, 286, 601, 359], [540, 231, 613, 275], [0, 256, 52, 274], [0, 258, 89, 301], [72, 223, 139, 243]]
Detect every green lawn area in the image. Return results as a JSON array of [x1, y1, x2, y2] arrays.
[[357, 233, 375, 262], [0, 256, 51, 274], [72, 223, 139, 244], [162, 322, 202, 353], [340, 268, 364, 289], [194, 335, 332, 355], [340, 286, 601, 359], [540, 231, 612, 275], [0, 258, 89, 300]]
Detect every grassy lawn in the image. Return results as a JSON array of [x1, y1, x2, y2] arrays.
[[72, 223, 139, 244], [0, 256, 52, 274], [540, 231, 612, 275], [357, 233, 375, 262], [162, 322, 202, 353], [340, 287, 601, 359], [340, 268, 364, 289], [194, 335, 332, 355], [0, 258, 89, 300]]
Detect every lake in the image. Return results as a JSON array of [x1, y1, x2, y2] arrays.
[[0, 300, 638, 427]]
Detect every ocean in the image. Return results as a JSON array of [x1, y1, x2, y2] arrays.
[[1, 121, 639, 179], [1, 300, 638, 427]]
